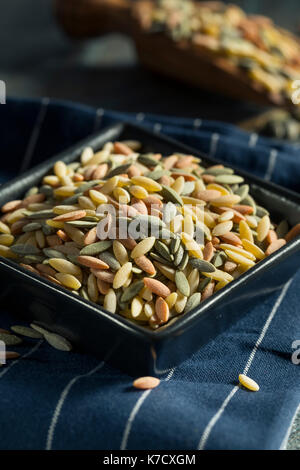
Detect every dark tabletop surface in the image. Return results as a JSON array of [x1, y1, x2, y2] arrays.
[[1, 0, 299, 449], [3, 0, 298, 122]]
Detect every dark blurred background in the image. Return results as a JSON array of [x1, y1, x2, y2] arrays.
[[1, 1, 300, 121]]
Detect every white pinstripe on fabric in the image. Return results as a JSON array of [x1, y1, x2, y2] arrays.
[[197, 278, 293, 450], [93, 108, 104, 132], [136, 113, 145, 122], [153, 123, 162, 133], [120, 389, 152, 451], [0, 340, 43, 379], [193, 118, 202, 129], [46, 346, 116, 450], [264, 149, 278, 181], [154, 363, 176, 375], [120, 367, 175, 450], [248, 133, 258, 148], [280, 402, 300, 450], [19, 97, 49, 173], [209, 133, 219, 158]]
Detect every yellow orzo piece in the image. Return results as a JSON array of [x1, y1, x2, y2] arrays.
[[241, 239, 265, 260], [0, 234, 14, 246], [131, 296, 143, 319], [129, 185, 148, 199], [54, 161, 67, 179], [89, 189, 108, 205], [181, 232, 203, 259], [225, 249, 255, 267], [43, 175, 60, 187], [5, 209, 27, 224], [113, 240, 129, 265], [206, 183, 230, 196], [257, 215, 270, 242], [131, 237, 155, 259], [100, 176, 119, 195], [0, 245, 17, 258], [239, 374, 260, 392], [165, 292, 178, 310], [215, 280, 229, 291], [54, 186, 75, 198], [80, 147, 94, 166], [203, 269, 233, 283], [210, 194, 241, 207], [46, 219, 65, 229], [113, 187, 130, 204], [49, 258, 82, 278], [55, 273, 81, 290], [175, 291, 187, 314], [171, 176, 185, 195], [53, 205, 79, 215], [130, 176, 162, 192], [104, 288, 117, 314], [219, 244, 256, 260], [239, 220, 254, 243], [113, 262, 132, 289]]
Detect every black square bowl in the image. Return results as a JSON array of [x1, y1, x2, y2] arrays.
[[0, 122, 299, 376]]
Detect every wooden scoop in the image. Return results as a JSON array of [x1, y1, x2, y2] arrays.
[[54, 0, 298, 109]]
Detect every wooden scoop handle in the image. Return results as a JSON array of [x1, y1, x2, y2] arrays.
[[54, 0, 134, 38]]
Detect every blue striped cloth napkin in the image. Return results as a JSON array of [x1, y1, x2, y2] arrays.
[[0, 98, 299, 450]]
